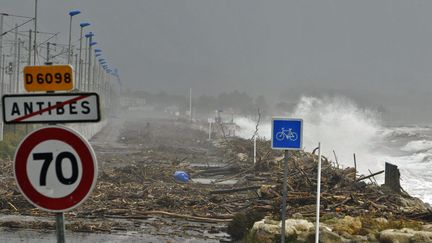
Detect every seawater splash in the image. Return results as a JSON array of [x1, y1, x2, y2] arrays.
[[382, 126, 432, 204], [235, 96, 385, 173], [234, 95, 432, 203], [291, 96, 384, 173], [234, 117, 271, 140]]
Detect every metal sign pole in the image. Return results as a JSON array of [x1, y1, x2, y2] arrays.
[[271, 118, 303, 243], [315, 142, 322, 243], [55, 212, 65, 243], [51, 129, 64, 243], [281, 149, 289, 243], [46, 61, 66, 243]]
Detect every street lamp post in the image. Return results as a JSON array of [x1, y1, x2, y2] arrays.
[[12, 24, 18, 93], [83, 34, 89, 90], [67, 10, 81, 64], [87, 38, 96, 91], [74, 53, 78, 80], [92, 52, 96, 90], [93, 50, 101, 91], [78, 22, 90, 90], [96, 55, 103, 92], [0, 13, 9, 94], [84, 32, 93, 91], [16, 39, 22, 93]]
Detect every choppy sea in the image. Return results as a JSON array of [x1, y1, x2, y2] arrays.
[[235, 96, 432, 204]]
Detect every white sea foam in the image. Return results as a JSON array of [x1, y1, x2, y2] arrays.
[[234, 95, 432, 203], [234, 117, 271, 140], [401, 140, 432, 152], [290, 96, 385, 172], [236, 96, 385, 172]]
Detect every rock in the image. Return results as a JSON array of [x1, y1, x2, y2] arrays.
[[422, 224, 432, 232], [305, 229, 344, 243], [251, 218, 314, 242], [378, 228, 432, 243], [412, 230, 432, 242], [282, 219, 315, 236], [252, 218, 281, 243], [333, 216, 362, 235], [350, 235, 373, 243], [301, 222, 350, 243], [379, 229, 412, 243], [342, 234, 372, 243]]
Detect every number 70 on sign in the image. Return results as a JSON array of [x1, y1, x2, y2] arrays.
[[14, 126, 97, 212]]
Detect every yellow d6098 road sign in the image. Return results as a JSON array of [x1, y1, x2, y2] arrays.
[[24, 65, 74, 92]]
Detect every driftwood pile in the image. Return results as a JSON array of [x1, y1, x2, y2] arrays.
[[234, 138, 431, 219], [0, 118, 431, 237]]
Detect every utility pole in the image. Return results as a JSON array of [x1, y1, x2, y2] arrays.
[[67, 15, 72, 64], [78, 31, 82, 89], [0, 14, 5, 92], [94, 63, 98, 91], [8, 62, 12, 93], [28, 29, 32, 65], [33, 0, 38, 65], [74, 53, 78, 81], [87, 35, 92, 91], [12, 24, 18, 93], [16, 39, 21, 93], [27, 30, 32, 134], [46, 42, 50, 63], [92, 54, 96, 91], [83, 37, 88, 90], [98, 63, 102, 92]]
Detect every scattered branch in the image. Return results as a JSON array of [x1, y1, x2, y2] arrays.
[[251, 108, 261, 141]]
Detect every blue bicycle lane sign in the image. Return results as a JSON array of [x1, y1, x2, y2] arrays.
[[271, 118, 303, 150]]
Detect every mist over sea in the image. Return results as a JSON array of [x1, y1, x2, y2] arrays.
[[235, 96, 432, 204]]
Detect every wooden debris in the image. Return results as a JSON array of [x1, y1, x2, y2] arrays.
[[0, 117, 430, 239], [384, 162, 401, 193], [356, 170, 384, 182], [210, 186, 261, 194]]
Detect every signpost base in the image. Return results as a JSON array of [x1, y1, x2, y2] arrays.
[[281, 150, 289, 243], [55, 212, 65, 243]]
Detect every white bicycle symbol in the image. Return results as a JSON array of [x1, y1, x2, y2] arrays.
[[276, 128, 298, 141]]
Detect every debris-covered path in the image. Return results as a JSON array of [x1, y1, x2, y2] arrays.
[[0, 109, 230, 242]]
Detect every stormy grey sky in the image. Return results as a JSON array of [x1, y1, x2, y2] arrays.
[[2, 1, 432, 123]]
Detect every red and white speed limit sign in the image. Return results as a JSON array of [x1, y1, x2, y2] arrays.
[[14, 126, 98, 212]]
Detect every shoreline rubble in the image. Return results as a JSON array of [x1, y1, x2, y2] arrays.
[[0, 118, 431, 242]]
